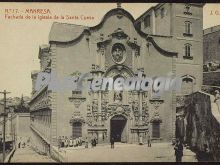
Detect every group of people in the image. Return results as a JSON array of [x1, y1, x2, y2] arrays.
[[174, 139, 184, 162], [138, 134, 151, 147], [91, 137, 97, 148], [58, 136, 95, 149], [58, 136, 83, 148], [17, 137, 30, 149]]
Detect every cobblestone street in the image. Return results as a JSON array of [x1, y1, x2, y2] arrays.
[[10, 146, 55, 163], [58, 142, 197, 162], [9, 143, 197, 162]]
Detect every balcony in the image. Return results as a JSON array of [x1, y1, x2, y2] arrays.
[[183, 33, 193, 37], [183, 56, 193, 60]]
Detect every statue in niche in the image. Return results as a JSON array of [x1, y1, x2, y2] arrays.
[[92, 100, 98, 113], [114, 91, 122, 103], [132, 101, 139, 112]]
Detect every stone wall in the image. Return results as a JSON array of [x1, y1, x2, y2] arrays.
[[203, 26, 220, 63], [203, 72, 220, 86], [184, 91, 220, 161]]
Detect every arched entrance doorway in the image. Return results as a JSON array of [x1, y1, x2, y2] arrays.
[[110, 115, 127, 142]]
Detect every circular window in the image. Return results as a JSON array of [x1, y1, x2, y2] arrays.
[[111, 43, 126, 64]]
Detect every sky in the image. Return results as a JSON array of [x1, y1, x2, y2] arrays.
[[0, 3, 220, 98]]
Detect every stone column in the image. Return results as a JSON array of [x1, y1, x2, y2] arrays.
[[132, 49, 136, 71], [171, 56, 177, 143], [98, 90, 102, 125], [139, 92, 143, 125], [100, 46, 105, 69]]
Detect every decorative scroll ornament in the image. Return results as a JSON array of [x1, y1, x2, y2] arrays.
[[184, 4, 192, 15], [176, 96, 185, 107], [69, 92, 86, 108], [149, 99, 163, 123], [111, 28, 128, 40], [106, 104, 131, 120], [149, 99, 164, 110], [101, 100, 108, 121], [132, 101, 139, 125], [150, 110, 162, 123], [142, 102, 149, 125], [30, 90, 51, 111], [69, 97, 86, 108], [70, 111, 85, 124]]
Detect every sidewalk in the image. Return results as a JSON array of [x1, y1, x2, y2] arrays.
[[10, 146, 56, 163], [58, 142, 197, 162]]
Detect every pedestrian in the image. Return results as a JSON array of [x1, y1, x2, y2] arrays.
[[85, 137, 89, 148], [198, 144, 213, 161], [69, 137, 73, 147], [139, 135, 143, 145], [174, 139, 183, 162], [203, 144, 213, 161], [79, 137, 82, 146], [73, 138, 77, 147], [18, 142, 21, 149], [76, 138, 79, 147], [58, 136, 62, 150], [91, 138, 94, 148], [147, 134, 151, 147], [61, 136, 65, 148], [64, 136, 68, 148], [214, 90, 220, 102], [110, 137, 115, 149], [94, 137, 97, 147]]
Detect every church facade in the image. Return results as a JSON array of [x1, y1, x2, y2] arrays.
[[29, 3, 204, 155]]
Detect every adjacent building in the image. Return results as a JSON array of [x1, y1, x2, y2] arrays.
[[29, 3, 204, 155], [203, 25, 220, 64]]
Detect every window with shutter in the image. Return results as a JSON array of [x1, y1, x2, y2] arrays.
[[183, 21, 193, 37], [183, 43, 193, 60], [152, 122, 160, 138], [72, 122, 82, 139]]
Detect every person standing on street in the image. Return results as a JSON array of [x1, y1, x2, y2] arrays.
[[94, 137, 97, 147], [69, 137, 73, 147], [139, 135, 143, 145], [85, 137, 89, 148], [61, 136, 65, 148], [147, 134, 151, 147], [58, 136, 62, 149], [110, 137, 115, 149], [91, 137, 94, 148], [174, 139, 183, 162], [64, 136, 68, 148]]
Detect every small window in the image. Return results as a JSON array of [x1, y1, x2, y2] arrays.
[[184, 44, 193, 60], [185, 44, 191, 57], [185, 21, 191, 34], [144, 15, 150, 28], [160, 8, 165, 18], [183, 21, 193, 37], [152, 122, 160, 138]]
